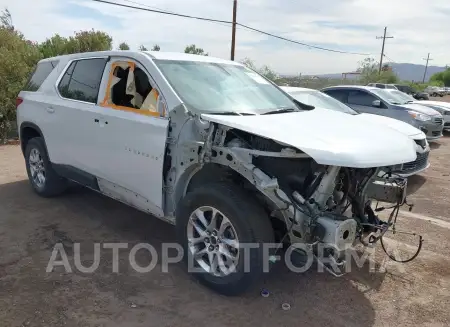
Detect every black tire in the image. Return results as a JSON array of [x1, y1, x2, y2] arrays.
[[25, 137, 68, 197], [176, 181, 275, 296]]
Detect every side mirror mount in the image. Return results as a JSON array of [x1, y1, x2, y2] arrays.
[[372, 100, 381, 107]]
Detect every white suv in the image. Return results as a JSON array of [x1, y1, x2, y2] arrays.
[[18, 51, 418, 295]]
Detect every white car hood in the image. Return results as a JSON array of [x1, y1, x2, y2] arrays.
[[356, 113, 425, 140], [201, 109, 417, 168], [413, 100, 450, 109]]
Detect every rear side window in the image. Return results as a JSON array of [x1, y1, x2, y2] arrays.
[[24, 60, 59, 91], [58, 58, 108, 103]]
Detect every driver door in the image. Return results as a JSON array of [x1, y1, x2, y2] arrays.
[[94, 57, 169, 217], [347, 90, 387, 116]]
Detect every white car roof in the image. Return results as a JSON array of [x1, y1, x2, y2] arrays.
[[38, 50, 243, 66], [143, 51, 243, 65]]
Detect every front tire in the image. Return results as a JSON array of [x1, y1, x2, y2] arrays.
[[176, 182, 275, 296], [25, 137, 68, 197]]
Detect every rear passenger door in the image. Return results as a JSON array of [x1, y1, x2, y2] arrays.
[[49, 57, 109, 175]]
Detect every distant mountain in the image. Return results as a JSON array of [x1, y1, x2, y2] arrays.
[[310, 63, 447, 82], [388, 63, 446, 82]]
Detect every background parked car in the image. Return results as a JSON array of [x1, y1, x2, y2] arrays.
[[321, 85, 444, 141], [383, 90, 450, 131], [424, 86, 445, 97], [367, 83, 398, 90], [383, 89, 450, 131], [391, 84, 429, 100], [282, 86, 430, 177]]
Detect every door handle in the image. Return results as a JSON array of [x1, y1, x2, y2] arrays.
[[94, 118, 108, 125], [46, 107, 55, 113]]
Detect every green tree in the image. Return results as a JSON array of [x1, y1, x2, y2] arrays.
[[357, 57, 398, 84], [184, 44, 208, 56], [139, 45, 148, 51], [151, 44, 160, 51], [39, 29, 112, 57], [0, 11, 41, 142], [430, 69, 450, 86], [0, 8, 12, 29], [241, 57, 278, 82], [118, 42, 130, 50]]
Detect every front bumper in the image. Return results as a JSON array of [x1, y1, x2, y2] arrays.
[[443, 115, 450, 130], [381, 140, 430, 177], [418, 116, 444, 140]]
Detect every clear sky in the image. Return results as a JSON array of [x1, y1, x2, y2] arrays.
[[2, 0, 449, 75]]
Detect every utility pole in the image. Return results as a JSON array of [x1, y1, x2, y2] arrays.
[[230, 0, 237, 60], [422, 53, 433, 83], [376, 27, 394, 73]]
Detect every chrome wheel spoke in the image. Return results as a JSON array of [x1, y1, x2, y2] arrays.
[[219, 244, 236, 260], [193, 208, 210, 230], [208, 252, 218, 274], [218, 216, 231, 236], [222, 238, 239, 249], [209, 208, 220, 231], [188, 236, 205, 245], [193, 246, 208, 259], [191, 219, 207, 237]]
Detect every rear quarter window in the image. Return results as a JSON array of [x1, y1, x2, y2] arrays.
[[23, 60, 59, 91]]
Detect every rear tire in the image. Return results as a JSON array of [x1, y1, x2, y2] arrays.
[[25, 137, 68, 197], [176, 181, 275, 296]]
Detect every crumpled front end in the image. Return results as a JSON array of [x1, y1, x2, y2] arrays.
[[188, 118, 421, 276]]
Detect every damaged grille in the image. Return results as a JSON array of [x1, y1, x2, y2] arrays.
[[401, 152, 429, 173]]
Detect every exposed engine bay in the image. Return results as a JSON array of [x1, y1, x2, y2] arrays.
[[182, 122, 423, 275]]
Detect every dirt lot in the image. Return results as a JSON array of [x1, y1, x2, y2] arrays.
[[1, 135, 450, 327]]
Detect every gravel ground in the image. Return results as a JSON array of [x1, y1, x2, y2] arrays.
[[0, 133, 450, 327]]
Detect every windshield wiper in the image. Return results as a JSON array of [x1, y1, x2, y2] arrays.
[[207, 111, 256, 116], [261, 108, 298, 115]]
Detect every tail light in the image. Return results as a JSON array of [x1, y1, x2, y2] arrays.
[[16, 97, 23, 108]]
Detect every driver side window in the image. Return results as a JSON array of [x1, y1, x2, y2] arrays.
[[101, 60, 166, 117]]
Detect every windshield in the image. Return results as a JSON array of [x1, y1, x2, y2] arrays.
[[370, 88, 409, 105], [288, 90, 358, 115], [386, 90, 416, 103], [153, 59, 299, 114]]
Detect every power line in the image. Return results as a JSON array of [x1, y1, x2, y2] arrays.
[[91, 0, 372, 56], [92, 0, 231, 24], [376, 27, 394, 74], [236, 23, 371, 55]]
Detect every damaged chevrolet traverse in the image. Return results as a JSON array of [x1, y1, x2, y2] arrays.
[[18, 51, 420, 296]]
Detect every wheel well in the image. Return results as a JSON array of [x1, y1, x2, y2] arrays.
[[20, 126, 41, 155], [186, 163, 287, 242]]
